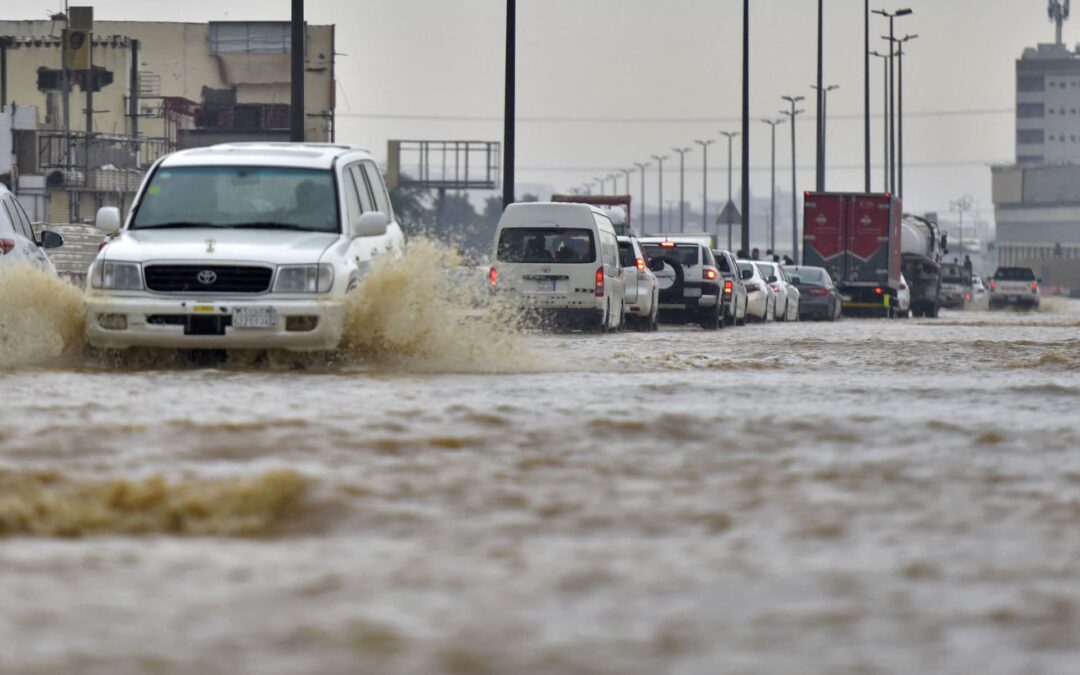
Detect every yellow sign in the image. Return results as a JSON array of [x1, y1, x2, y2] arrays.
[[64, 29, 91, 71], [69, 6, 94, 31]]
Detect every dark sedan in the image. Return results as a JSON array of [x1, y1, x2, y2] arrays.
[[783, 265, 842, 321]]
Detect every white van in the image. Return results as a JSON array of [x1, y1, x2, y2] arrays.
[[491, 202, 625, 331]]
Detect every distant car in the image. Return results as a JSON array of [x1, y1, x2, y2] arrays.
[[0, 182, 64, 276], [970, 274, 990, 310], [493, 202, 626, 332], [756, 261, 799, 322], [737, 260, 775, 322], [713, 249, 748, 326], [784, 265, 841, 321], [939, 262, 973, 310], [617, 235, 660, 331], [989, 266, 1040, 311], [894, 273, 912, 318], [640, 238, 724, 330]]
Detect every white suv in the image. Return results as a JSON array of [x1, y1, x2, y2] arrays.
[[85, 143, 405, 351], [639, 238, 723, 330]]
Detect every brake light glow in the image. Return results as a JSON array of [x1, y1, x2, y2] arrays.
[[595, 267, 605, 297], [704, 269, 717, 281], [636, 257, 645, 272], [0, 239, 14, 255], [770, 284, 782, 293], [489, 266, 498, 290], [874, 287, 883, 295], [990, 280, 997, 291], [745, 283, 760, 293], [965, 293, 972, 302], [660, 241, 676, 248], [724, 280, 733, 294], [1031, 281, 1039, 290], [809, 287, 829, 296]]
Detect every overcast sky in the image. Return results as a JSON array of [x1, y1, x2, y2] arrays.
[[10, 1, 1069, 225]]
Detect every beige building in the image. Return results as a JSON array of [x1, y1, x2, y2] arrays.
[[0, 17, 335, 224]]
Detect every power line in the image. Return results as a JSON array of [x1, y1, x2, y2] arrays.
[[337, 107, 1013, 124], [516, 158, 1007, 173]]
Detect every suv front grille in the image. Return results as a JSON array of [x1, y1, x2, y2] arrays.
[[144, 265, 273, 294]]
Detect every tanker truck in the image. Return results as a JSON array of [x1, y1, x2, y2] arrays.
[[900, 214, 945, 318]]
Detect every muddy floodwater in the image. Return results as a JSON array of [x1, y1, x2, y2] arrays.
[[2, 281, 1080, 673]]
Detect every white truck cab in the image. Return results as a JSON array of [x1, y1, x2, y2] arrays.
[[85, 143, 405, 351]]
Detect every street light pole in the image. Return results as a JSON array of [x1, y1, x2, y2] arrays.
[[870, 50, 891, 192], [894, 34, 918, 201], [864, 0, 871, 193], [694, 139, 716, 232], [502, 0, 516, 209], [740, 0, 751, 255], [634, 161, 650, 231], [811, 84, 839, 191], [762, 118, 785, 254], [873, 8, 913, 194], [651, 154, 669, 232], [673, 147, 691, 233], [594, 177, 606, 196], [781, 95, 806, 262], [620, 168, 632, 195], [719, 131, 739, 252], [815, 0, 824, 192]]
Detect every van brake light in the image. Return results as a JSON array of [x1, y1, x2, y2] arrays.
[[595, 267, 605, 297], [489, 266, 498, 290], [636, 257, 645, 272], [0, 239, 14, 255], [660, 241, 676, 248]]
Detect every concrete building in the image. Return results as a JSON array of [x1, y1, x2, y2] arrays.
[[992, 8, 1080, 293], [0, 17, 335, 225]]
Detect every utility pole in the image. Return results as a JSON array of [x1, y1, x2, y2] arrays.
[[870, 50, 891, 192], [502, 0, 516, 209], [620, 168, 633, 195], [719, 131, 739, 252], [290, 0, 305, 142], [694, 139, 715, 231], [874, 8, 913, 194], [762, 118, 785, 253], [634, 161, 650, 231], [651, 154, 668, 232], [894, 35, 918, 200], [815, 0, 825, 192], [781, 95, 806, 262], [673, 146, 691, 233], [864, 0, 872, 192], [811, 84, 839, 191], [740, 0, 751, 254]]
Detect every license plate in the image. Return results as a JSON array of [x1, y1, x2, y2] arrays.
[[233, 306, 278, 329], [684, 288, 702, 298], [535, 279, 556, 292], [841, 295, 852, 302]]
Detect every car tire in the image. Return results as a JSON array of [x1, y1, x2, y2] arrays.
[[699, 303, 721, 331]]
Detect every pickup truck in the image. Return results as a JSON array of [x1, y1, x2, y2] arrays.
[[989, 266, 1040, 311]]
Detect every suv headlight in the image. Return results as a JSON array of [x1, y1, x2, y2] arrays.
[[91, 261, 144, 290], [273, 264, 334, 293]]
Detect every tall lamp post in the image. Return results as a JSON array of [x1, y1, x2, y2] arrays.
[[620, 168, 633, 195], [815, 0, 825, 192], [810, 84, 839, 191], [651, 154, 669, 232], [634, 161, 650, 231], [870, 50, 892, 192], [502, 0, 516, 209], [694, 139, 716, 231], [864, 0, 871, 192], [608, 173, 620, 195], [740, 0, 751, 254], [873, 8, 913, 194], [892, 34, 918, 201], [781, 95, 806, 262], [594, 177, 607, 196], [719, 131, 739, 251], [761, 118, 785, 254], [673, 146, 692, 233]]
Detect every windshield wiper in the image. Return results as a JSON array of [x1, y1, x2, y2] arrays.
[[231, 222, 316, 232], [135, 222, 218, 230]]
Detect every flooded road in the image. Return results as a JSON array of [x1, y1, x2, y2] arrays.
[[2, 287, 1080, 674]]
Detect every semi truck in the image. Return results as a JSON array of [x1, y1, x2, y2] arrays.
[[900, 214, 944, 317], [803, 192, 903, 317]]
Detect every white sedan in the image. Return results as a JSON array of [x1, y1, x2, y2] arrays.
[[757, 261, 799, 322], [738, 260, 775, 322]]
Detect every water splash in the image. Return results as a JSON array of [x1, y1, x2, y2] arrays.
[[0, 264, 86, 368]]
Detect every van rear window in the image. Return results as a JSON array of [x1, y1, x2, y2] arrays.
[[497, 228, 596, 264]]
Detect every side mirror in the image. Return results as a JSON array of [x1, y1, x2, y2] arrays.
[[647, 258, 666, 272], [351, 211, 389, 238], [741, 269, 753, 280], [768, 275, 778, 283], [95, 207, 122, 232], [39, 230, 65, 249]]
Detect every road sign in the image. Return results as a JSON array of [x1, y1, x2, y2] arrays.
[[716, 200, 741, 225], [64, 29, 91, 71]]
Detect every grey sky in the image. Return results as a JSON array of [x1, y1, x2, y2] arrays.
[[10, 1, 1066, 224]]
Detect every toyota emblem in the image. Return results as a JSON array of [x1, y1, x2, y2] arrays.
[[196, 270, 218, 285]]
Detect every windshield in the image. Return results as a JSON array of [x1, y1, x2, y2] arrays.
[[993, 267, 1036, 281], [132, 166, 340, 232], [643, 244, 699, 266], [497, 228, 596, 264], [737, 262, 757, 277], [787, 266, 826, 284], [941, 264, 969, 284], [756, 263, 775, 279]]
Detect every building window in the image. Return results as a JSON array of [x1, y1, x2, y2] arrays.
[[1018, 103, 1045, 118], [1018, 75, 1045, 92], [209, 22, 295, 54], [1017, 155, 1043, 164], [1019, 129, 1045, 144]]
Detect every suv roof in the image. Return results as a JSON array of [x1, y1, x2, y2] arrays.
[[160, 143, 374, 170]]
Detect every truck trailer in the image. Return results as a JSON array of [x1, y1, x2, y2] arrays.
[[803, 192, 903, 318]]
